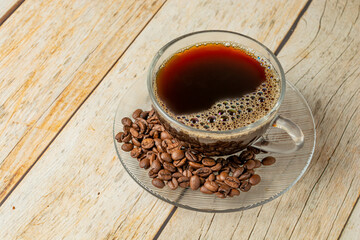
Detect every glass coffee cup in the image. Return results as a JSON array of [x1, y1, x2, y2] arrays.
[[147, 30, 304, 156]]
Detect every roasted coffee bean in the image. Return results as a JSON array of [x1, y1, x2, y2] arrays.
[[131, 123, 140, 131], [121, 117, 132, 127], [178, 176, 190, 183], [121, 143, 133, 152], [204, 180, 218, 192], [208, 173, 216, 181], [229, 164, 236, 173], [188, 161, 204, 169], [221, 166, 230, 173], [238, 171, 252, 181], [168, 178, 178, 190], [240, 181, 251, 192], [225, 176, 240, 188], [247, 146, 261, 154], [160, 131, 172, 140], [172, 172, 183, 178], [240, 150, 254, 161], [199, 177, 206, 185], [190, 175, 201, 190], [136, 120, 147, 134], [179, 182, 190, 188], [129, 128, 139, 138], [130, 147, 142, 158], [140, 111, 149, 119], [211, 162, 222, 172], [185, 150, 198, 162], [195, 167, 212, 177], [171, 149, 185, 161], [121, 133, 132, 143], [115, 132, 123, 142], [173, 158, 187, 167], [160, 152, 172, 162], [147, 116, 160, 124], [254, 159, 262, 168], [183, 169, 192, 178], [202, 157, 216, 167], [139, 158, 150, 169], [132, 109, 143, 119], [218, 183, 231, 195], [249, 174, 261, 185], [218, 171, 229, 181], [123, 125, 131, 134], [152, 178, 165, 188], [150, 159, 162, 173], [163, 162, 176, 172], [244, 159, 256, 170], [152, 124, 165, 132], [227, 155, 240, 163], [158, 169, 172, 181], [233, 167, 244, 178], [141, 138, 154, 149], [262, 156, 276, 165], [200, 185, 214, 194], [132, 137, 141, 147], [148, 169, 158, 178], [228, 188, 240, 197], [215, 192, 226, 198], [247, 169, 255, 175]]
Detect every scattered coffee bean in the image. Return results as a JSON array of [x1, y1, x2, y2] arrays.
[[224, 176, 240, 188], [115, 132, 123, 142], [211, 162, 222, 172], [185, 150, 198, 162], [121, 117, 132, 127], [239, 171, 252, 181], [150, 159, 162, 173], [204, 180, 218, 192], [173, 158, 187, 167], [168, 178, 178, 190], [183, 169, 193, 178], [160, 152, 172, 162], [139, 158, 150, 169], [218, 171, 229, 181], [190, 175, 201, 190], [202, 157, 216, 167], [254, 159, 262, 168], [160, 131, 172, 140], [132, 137, 141, 147], [163, 162, 176, 172], [121, 143, 133, 152], [158, 169, 172, 181], [240, 181, 251, 192], [215, 192, 226, 198], [152, 178, 165, 188], [171, 149, 185, 161], [129, 128, 139, 138], [262, 156, 276, 165], [244, 159, 256, 169], [200, 185, 214, 194], [208, 173, 216, 181], [218, 183, 231, 195], [130, 147, 142, 158], [233, 167, 244, 178], [195, 167, 212, 177], [228, 188, 240, 197], [188, 161, 204, 169], [249, 174, 261, 185], [132, 109, 143, 119]]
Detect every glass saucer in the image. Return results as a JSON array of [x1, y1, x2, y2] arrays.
[[113, 79, 315, 213]]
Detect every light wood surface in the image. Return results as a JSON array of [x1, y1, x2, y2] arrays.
[[0, 0, 359, 239], [0, 0, 23, 25]]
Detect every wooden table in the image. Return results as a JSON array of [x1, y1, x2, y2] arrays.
[[0, 0, 359, 239]]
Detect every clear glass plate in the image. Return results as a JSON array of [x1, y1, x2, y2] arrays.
[[113, 79, 316, 213]]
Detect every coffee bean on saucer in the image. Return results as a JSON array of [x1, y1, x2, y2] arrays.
[[210, 162, 222, 172], [139, 158, 150, 169], [200, 185, 213, 194], [171, 149, 184, 161], [130, 147, 142, 158], [218, 171, 229, 181], [244, 159, 256, 170], [188, 162, 204, 169], [121, 117, 132, 127], [115, 132, 123, 142], [204, 180, 218, 192], [129, 128, 139, 138], [228, 188, 240, 197], [168, 178, 178, 190], [152, 178, 165, 188], [194, 167, 212, 177], [240, 150, 254, 161], [160, 152, 172, 162], [238, 171, 252, 181], [233, 167, 244, 178], [173, 158, 187, 167], [160, 131, 172, 140], [158, 169, 172, 181], [150, 159, 162, 173], [215, 192, 226, 199], [190, 175, 201, 190], [132, 109, 143, 119], [202, 157, 216, 167], [121, 143, 133, 152], [224, 176, 240, 188], [218, 183, 231, 195], [208, 173, 216, 181], [249, 174, 261, 185], [141, 138, 154, 149], [247, 146, 261, 154], [185, 150, 198, 162], [163, 162, 176, 172], [254, 160, 262, 168], [262, 156, 276, 165]]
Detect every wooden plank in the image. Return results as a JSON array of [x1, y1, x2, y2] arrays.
[[0, 0, 310, 238], [0, 0, 23, 25], [340, 198, 360, 239], [0, 0, 166, 202], [159, 0, 360, 239]]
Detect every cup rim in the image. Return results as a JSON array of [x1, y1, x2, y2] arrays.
[[147, 30, 286, 135]]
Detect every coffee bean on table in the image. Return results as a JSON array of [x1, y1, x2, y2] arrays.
[[249, 174, 261, 185], [202, 157, 216, 167], [158, 169, 172, 181], [262, 156, 276, 165], [224, 176, 240, 188], [121, 143, 133, 152], [190, 175, 201, 190], [152, 178, 165, 188], [204, 180, 218, 192], [141, 138, 154, 149], [121, 117, 132, 127], [132, 109, 143, 119], [168, 178, 178, 190], [171, 149, 184, 161]]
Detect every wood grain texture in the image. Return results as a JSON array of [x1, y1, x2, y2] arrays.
[[0, 0, 166, 203], [0, 0, 23, 25], [159, 0, 360, 239], [340, 199, 360, 239], [0, 0, 310, 239]]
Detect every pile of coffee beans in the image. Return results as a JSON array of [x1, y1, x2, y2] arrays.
[[115, 108, 276, 198]]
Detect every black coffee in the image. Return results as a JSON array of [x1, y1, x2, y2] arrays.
[[155, 42, 280, 131]]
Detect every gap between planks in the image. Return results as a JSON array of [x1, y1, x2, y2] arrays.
[[0, 0, 25, 26]]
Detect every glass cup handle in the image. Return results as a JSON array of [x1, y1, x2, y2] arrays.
[[252, 116, 304, 153]]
